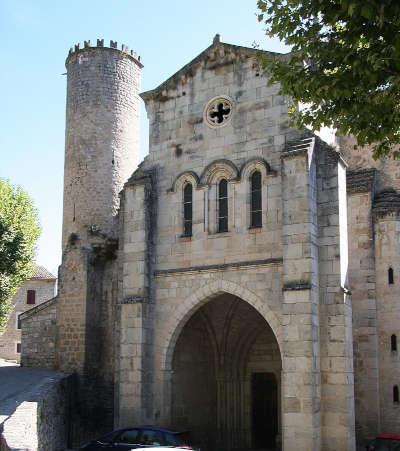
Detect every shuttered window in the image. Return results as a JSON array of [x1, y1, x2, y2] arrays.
[[27, 290, 36, 305]]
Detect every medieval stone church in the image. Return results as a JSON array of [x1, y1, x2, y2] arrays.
[[20, 36, 400, 451]]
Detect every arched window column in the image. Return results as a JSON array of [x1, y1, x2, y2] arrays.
[[250, 171, 262, 228], [183, 183, 193, 237], [218, 179, 228, 233]]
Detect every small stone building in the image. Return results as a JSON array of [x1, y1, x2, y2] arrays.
[[20, 36, 400, 451], [0, 265, 56, 362]]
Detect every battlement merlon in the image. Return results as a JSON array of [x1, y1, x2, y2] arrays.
[[65, 39, 143, 68]]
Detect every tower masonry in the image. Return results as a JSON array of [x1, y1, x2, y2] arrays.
[[63, 39, 143, 249], [52, 41, 143, 441]]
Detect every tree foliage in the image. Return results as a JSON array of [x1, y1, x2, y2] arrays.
[[257, 0, 400, 158], [0, 179, 40, 332]]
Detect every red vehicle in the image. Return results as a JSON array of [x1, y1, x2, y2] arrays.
[[366, 433, 400, 451]]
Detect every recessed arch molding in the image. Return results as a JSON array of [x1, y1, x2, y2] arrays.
[[162, 278, 282, 372], [168, 157, 276, 193]]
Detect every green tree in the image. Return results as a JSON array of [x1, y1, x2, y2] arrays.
[[257, 0, 400, 158], [0, 179, 40, 333]]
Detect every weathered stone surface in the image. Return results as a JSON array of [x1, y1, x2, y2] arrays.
[[0, 362, 74, 451], [20, 37, 400, 451], [0, 267, 55, 363]]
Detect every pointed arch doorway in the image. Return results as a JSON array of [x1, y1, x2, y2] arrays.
[[171, 293, 282, 451]]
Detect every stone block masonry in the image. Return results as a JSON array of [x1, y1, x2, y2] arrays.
[[0, 363, 75, 451]]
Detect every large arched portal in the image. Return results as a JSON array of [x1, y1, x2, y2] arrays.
[[171, 293, 282, 451]]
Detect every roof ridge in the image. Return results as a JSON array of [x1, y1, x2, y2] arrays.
[[140, 38, 288, 102]]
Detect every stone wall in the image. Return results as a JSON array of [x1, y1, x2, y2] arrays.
[[116, 40, 355, 451], [1, 371, 74, 451], [20, 297, 57, 369], [0, 278, 55, 362]]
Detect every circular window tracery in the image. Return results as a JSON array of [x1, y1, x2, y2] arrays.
[[204, 96, 233, 128]]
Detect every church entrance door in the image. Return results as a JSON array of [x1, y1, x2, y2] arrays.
[[171, 293, 281, 451]]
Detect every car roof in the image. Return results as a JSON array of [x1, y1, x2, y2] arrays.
[[377, 433, 400, 440], [117, 426, 182, 434]]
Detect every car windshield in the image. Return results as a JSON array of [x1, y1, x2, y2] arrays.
[[165, 431, 191, 447], [96, 431, 119, 444], [117, 429, 141, 444], [139, 429, 165, 446]]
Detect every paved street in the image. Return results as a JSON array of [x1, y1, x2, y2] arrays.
[[0, 359, 70, 450], [0, 359, 60, 423]]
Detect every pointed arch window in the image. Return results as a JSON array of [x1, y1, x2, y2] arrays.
[[391, 334, 398, 352], [250, 171, 262, 228], [388, 267, 394, 284], [218, 179, 228, 233], [183, 183, 193, 237], [394, 385, 399, 403]]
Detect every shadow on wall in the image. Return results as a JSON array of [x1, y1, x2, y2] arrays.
[[0, 423, 9, 451], [0, 363, 76, 451]]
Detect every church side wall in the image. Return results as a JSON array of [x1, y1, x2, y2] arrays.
[[316, 149, 355, 451], [374, 216, 400, 432], [347, 190, 380, 445]]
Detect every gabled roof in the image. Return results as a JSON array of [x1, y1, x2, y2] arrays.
[[31, 264, 56, 281], [140, 34, 288, 102]]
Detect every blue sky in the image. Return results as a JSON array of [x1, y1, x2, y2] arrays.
[[0, 0, 288, 276]]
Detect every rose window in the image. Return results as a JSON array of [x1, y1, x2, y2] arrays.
[[204, 96, 233, 127]]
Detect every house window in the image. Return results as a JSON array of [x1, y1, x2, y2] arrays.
[[16, 343, 21, 354], [394, 385, 399, 403], [388, 267, 394, 285], [183, 183, 193, 237], [27, 290, 36, 305], [218, 179, 228, 233], [250, 171, 262, 228], [392, 334, 398, 352]]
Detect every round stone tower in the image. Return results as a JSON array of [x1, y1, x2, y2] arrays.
[[62, 39, 142, 249]]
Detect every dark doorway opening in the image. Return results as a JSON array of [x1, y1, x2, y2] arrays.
[[171, 294, 282, 451], [252, 372, 278, 449]]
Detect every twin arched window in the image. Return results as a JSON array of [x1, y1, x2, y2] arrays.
[[182, 171, 263, 235]]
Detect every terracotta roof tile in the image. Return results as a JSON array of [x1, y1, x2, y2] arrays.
[[31, 265, 56, 280]]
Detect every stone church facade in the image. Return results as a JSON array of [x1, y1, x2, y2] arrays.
[[20, 37, 400, 451]]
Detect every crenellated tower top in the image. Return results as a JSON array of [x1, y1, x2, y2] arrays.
[[66, 39, 143, 68]]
